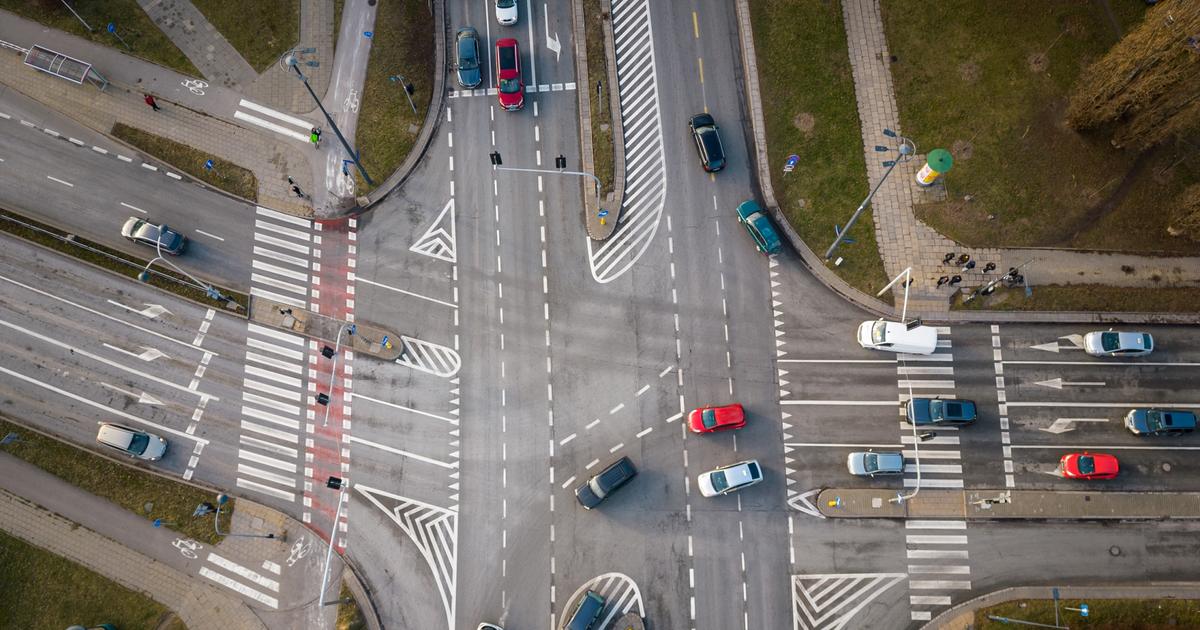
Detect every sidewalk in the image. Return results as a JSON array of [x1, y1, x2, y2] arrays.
[[0, 9, 317, 217], [925, 583, 1200, 629], [817, 487, 1200, 519]]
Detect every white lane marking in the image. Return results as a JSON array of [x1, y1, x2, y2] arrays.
[[905, 520, 966, 529], [0, 366, 207, 444], [1011, 444, 1200, 451], [560, 475, 577, 489], [636, 427, 653, 438], [780, 400, 902, 406], [248, 323, 305, 346], [256, 205, 313, 226], [777, 359, 896, 363], [206, 552, 281, 591], [238, 449, 298, 473], [348, 435, 458, 469], [120, 202, 147, 214], [356, 277, 458, 309], [46, 175, 74, 187], [198, 566, 280, 608], [1005, 360, 1200, 367], [236, 477, 295, 502], [785, 442, 904, 449], [1008, 401, 1200, 409], [352, 393, 458, 424], [559, 433, 577, 446], [195, 229, 225, 241], [907, 549, 969, 559]]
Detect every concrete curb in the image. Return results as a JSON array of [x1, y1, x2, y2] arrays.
[[572, 0, 622, 240], [252, 297, 403, 360], [341, 559, 384, 630], [818, 488, 1200, 520], [359, 0, 447, 215], [922, 583, 1200, 630], [731, 0, 1200, 326]]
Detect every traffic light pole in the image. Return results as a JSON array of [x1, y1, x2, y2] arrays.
[[289, 62, 374, 186]]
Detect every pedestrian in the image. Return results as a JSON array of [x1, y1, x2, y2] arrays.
[[949, 275, 962, 286], [144, 94, 161, 111], [983, 262, 996, 273], [936, 275, 950, 287], [287, 176, 296, 186], [903, 278, 914, 288], [310, 127, 322, 148], [961, 260, 976, 273], [942, 253, 955, 265], [956, 253, 971, 266], [291, 184, 306, 199]]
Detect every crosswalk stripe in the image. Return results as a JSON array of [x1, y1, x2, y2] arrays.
[[243, 391, 301, 416], [238, 448, 297, 473], [253, 245, 310, 268], [237, 462, 294, 486], [901, 449, 961, 460], [199, 566, 279, 608], [248, 324, 305, 346], [908, 565, 971, 574], [250, 287, 306, 308], [254, 232, 310, 254], [897, 380, 956, 388], [906, 535, 968, 545], [256, 206, 312, 227], [245, 351, 303, 374], [207, 552, 281, 592], [246, 337, 305, 360], [904, 463, 963, 474], [245, 364, 303, 388], [239, 434, 297, 458], [241, 420, 299, 443], [252, 259, 310, 281], [910, 595, 952, 606], [244, 378, 302, 402], [236, 477, 295, 502], [251, 272, 307, 296], [907, 549, 969, 559], [906, 520, 966, 529], [910, 580, 972, 590], [255, 219, 311, 242], [904, 478, 964, 488]]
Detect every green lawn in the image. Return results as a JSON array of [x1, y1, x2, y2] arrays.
[[353, 0, 434, 192], [749, 0, 888, 296], [583, 0, 615, 196], [954, 283, 1200, 313], [192, 0, 299, 73], [883, 1, 1200, 255], [112, 123, 259, 203], [0, 417, 232, 546], [0, 0, 200, 76], [0, 529, 186, 630], [977, 598, 1200, 629]]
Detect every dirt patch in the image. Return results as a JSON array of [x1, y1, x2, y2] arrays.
[[951, 139, 973, 160], [793, 112, 816, 135], [1056, 144, 1160, 246], [1027, 52, 1048, 73], [958, 62, 980, 83]]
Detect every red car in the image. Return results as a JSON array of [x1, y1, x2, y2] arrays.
[[688, 404, 746, 434], [495, 38, 524, 111], [1059, 452, 1119, 480]]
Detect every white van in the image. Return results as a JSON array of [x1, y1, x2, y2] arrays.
[[857, 319, 937, 355]]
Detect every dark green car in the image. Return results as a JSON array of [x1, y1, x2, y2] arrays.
[[735, 200, 782, 255]]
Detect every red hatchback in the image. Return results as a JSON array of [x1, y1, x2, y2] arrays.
[[1060, 452, 1119, 480], [688, 404, 746, 434], [495, 38, 524, 110]]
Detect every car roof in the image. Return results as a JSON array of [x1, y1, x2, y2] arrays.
[[690, 112, 715, 127], [736, 200, 761, 219], [97, 423, 136, 448], [725, 461, 760, 485]]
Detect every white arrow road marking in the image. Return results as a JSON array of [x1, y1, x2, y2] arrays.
[[1034, 378, 1106, 390], [1029, 341, 1060, 353], [103, 343, 169, 362], [543, 3, 561, 62], [1040, 418, 1109, 434], [107, 300, 173, 319], [100, 382, 164, 405], [1031, 335, 1085, 353]]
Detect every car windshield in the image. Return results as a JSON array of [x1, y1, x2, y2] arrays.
[[497, 0, 515, 6], [127, 433, 149, 455], [870, 321, 887, 344], [1100, 332, 1121, 351], [499, 77, 520, 94], [863, 454, 878, 472], [746, 462, 760, 478], [709, 471, 729, 492], [1077, 456, 1094, 475], [701, 409, 717, 429], [1146, 410, 1164, 431]]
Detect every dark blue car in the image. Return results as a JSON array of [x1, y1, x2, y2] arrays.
[[906, 398, 977, 426]]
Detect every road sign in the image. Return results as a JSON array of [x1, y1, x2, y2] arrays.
[[204, 159, 214, 170], [598, 209, 609, 217], [783, 154, 800, 173]]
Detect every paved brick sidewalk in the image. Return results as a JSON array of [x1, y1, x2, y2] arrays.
[[139, 0, 258, 91]]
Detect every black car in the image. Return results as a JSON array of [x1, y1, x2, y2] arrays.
[[688, 113, 725, 172], [455, 27, 482, 88], [560, 590, 605, 630], [906, 398, 977, 426], [574, 456, 636, 509]]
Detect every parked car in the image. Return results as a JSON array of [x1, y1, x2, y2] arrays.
[[1083, 330, 1153, 357], [575, 456, 637, 509], [96, 422, 168, 461], [847, 451, 904, 477], [495, 0, 518, 25], [454, 27, 482, 88], [857, 319, 937, 355], [477, 624, 504, 630], [906, 398, 977, 426], [1125, 408, 1197, 436], [697, 459, 763, 497], [560, 590, 605, 630], [688, 113, 726, 172], [735, 200, 782, 255], [688, 403, 746, 434], [1059, 452, 1119, 480], [495, 38, 524, 111], [120, 217, 187, 255]]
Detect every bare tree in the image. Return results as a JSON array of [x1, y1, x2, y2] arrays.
[[1167, 183, 1200, 241], [1066, 0, 1200, 151]]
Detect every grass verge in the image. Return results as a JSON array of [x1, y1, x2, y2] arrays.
[[0, 0, 200, 77], [583, 0, 615, 197], [0, 529, 186, 630], [333, 0, 346, 52], [0, 417, 233, 546], [750, 0, 889, 296], [112, 123, 258, 202], [953, 284, 1200, 313], [0, 207, 248, 313], [354, 0, 433, 193], [883, 1, 1200, 254], [192, 0, 299, 73], [336, 580, 367, 630], [976, 597, 1200, 628]]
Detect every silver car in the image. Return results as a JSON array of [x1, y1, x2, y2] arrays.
[[120, 217, 187, 255], [697, 459, 763, 498], [847, 451, 904, 477], [1083, 330, 1153, 357], [96, 422, 168, 461]]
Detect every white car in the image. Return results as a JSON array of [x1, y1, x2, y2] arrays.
[[495, 0, 517, 25], [847, 451, 904, 477], [697, 460, 763, 497], [857, 319, 937, 355], [1083, 330, 1153, 357], [96, 422, 168, 461]]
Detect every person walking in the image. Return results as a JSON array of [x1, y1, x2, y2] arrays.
[[291, 184, 307, 199], [144, 94, 161, 111], [936, 276, 950, 288]]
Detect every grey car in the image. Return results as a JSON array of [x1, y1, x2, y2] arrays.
[[455, 27, 482, 88], [1084, 330, 1153, 357], [97, 422, 168, 461], [847, 451, 904, 476], [120, 217, 187, 255]]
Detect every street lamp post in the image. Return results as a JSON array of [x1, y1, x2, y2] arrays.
[[316, 476, 349, 607], [139, 232, 232, 306], [213, 493, 277, 539], [284, 56, 374, 186], [321, 323, 355, 427], [825, 128, 915, 261], [876, 267, 925, 505]]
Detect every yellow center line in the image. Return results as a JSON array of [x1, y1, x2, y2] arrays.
[[698, 57, 704, 84], [693, 11, 699, 38]]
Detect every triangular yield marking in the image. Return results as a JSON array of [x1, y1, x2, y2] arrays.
[[787, 488, 824, 518], [792, 572, 906, 629], [410, 198, 458, 263]]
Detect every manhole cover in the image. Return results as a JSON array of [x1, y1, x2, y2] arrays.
[[1163, 462, 1172, 472], [1110, 545, 1122, 556]]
